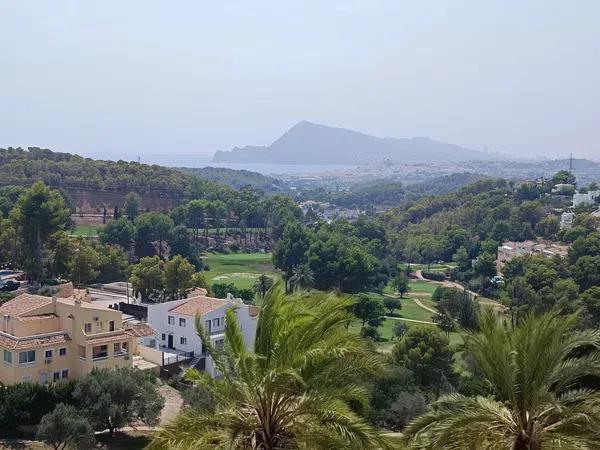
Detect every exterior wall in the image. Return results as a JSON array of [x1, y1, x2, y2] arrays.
[[137, 345, 164, 366], [11, 317, 60, 336], [1, 342, 74, 385]]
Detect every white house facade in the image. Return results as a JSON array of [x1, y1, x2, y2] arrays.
[[146, 294, 259, 376]]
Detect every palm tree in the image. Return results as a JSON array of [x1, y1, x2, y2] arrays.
[[149, 286, 393, 450], [252, 273, 274, 298], [404, 310, 600, 449], [289, 264, 314, 291]]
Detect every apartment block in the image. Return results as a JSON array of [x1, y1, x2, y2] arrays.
[[496, 240, 569, 273], [0, 291, 143, 385]]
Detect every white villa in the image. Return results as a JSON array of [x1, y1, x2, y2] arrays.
[[573, 190, 600, 207], [145, 293, 259, 377]]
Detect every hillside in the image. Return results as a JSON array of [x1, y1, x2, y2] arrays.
[[212, 121, 498, 165], [177, 166, 285, 192]]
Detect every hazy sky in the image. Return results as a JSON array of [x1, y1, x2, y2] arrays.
[[1, 1, 599, 165]]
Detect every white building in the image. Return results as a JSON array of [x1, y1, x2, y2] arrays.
[[560, 212, 574, 229], [573, 190, 600, 207], [146, 294, 259, 377]]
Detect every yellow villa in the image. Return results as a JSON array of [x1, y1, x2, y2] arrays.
[[0, 290, 151, 385]]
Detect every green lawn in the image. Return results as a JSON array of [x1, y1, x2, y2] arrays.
[[397, 297, 435, 322], [203, 252, 280, 290], [408, 280, 440, 294], [398, 262, 456, 271], [70, 224, 103, 236]]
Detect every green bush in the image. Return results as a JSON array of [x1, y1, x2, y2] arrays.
[[421, 270, 446, 281], [0, 382, 76, 436]]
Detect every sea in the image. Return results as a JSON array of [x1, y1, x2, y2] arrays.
[[187, 156, 360, 177]]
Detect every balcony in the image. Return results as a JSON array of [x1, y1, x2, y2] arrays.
[[92, 345, 108, 362]]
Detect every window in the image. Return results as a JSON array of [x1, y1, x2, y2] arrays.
[[113, 343, 121, 354], [212, 318, 219, 328], [215, 339, 224, 351], [59, 348, 67, 356], [84, 323, 92, 333], [3, 350, 11, 365], [78, 345, 86, 359], [53, 371, 60, 382], [109, 320, 115, 331], [61, 369, 69, 379], [180, 337, 187, 345], [19, 350, 35, 364], [45, 350, 53, 359], [179, 318, 186, 327], [205, 320, 211, 332], [161, 333, 166, 341], [168, 316, 175, 325], [21, 375, 32, 383]]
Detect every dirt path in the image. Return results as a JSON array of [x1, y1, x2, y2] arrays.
[[158, 384, 184, 425], [385, 316, 435, 325], [414, 270, 503, 309], [412, 298, 437, 315]]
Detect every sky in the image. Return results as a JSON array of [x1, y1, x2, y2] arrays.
[[1, 0, 599, 165]]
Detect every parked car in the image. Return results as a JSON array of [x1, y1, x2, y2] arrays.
[[0, 280, 20, 292]]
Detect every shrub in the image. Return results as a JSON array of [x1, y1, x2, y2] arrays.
[[378, 391, 427, 431], [421, 270, 446, 281], [37, 403, 95, 450], [0, 382, 75, 436]]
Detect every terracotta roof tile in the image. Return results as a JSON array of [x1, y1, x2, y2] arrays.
[[85, 331, 131, 346], [169, 296, 232, 317], [0, 331, 70, 350], [125, 323, 156, 338], [0, 294, 52, 317]]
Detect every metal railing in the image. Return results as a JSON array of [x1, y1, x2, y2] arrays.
[[163, 351, 194, 366]]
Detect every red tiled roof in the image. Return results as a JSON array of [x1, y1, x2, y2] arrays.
[[169, 296, 232, 317], [0, 294, 52, 317], [16, 314, 58, 322], [125, 323, 156, 338], [85, 331, 132, 346], [0, 331, 70, 350]]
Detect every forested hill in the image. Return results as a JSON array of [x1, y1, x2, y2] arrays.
[[299, 173, 489, 210], [177, 166, 285, 192], [0, 147, 225, 198]]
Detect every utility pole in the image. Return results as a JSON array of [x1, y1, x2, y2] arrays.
[[569, 153, 573, 174]]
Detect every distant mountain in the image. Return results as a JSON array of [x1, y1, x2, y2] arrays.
[[212, 121, 499, 165]]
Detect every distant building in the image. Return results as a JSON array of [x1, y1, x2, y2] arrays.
[[573, 190, 600, 207], [560, 212, 574, 229], [496, 240, 570, 273], [552, 183, 574, 193], [298, 201, 363, 222]]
